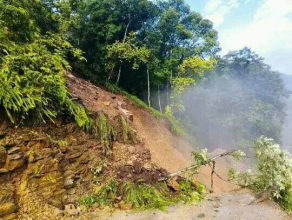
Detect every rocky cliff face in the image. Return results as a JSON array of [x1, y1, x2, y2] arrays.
[[0, 74, 170, 219]]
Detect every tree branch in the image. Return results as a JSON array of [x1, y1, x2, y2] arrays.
[[158, 150, 237, 182]]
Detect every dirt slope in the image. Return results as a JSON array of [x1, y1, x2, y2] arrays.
[[67, 74, 193, 173], [66, 74, 241, 193]]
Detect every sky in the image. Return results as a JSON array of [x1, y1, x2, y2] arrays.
[[185, 0, 292, 75]]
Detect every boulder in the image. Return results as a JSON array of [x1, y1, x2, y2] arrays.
[[167, 176, 180, 191]]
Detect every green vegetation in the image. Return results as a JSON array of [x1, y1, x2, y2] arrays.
[[0, 0, 90, 127], [0, 1, 290, 214], [79, 178, 205, 211], [164, 106, 188, 137], [121, 181, 172, 211], [227, 137, 292, 212], [1, 0, 287, 147], [79, 178, 118, 207], [120, 116, 134, 143], [92, 115, 117, 155]]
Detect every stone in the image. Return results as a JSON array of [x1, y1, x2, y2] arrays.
[[5, 159, 25, 171], [64, 178, 74, 189], [198, 213, 205, 218], [127, 146, 136, 154], [103, 101, 111, 106], [7, 147, 21, 155], [143, 163, 152, 170], [167, 176, 180, 191], [117, 101, 126, 109], [119, 108, 134, 122], [64, 204, 81, 216], [0, 146, 7, 167], [126, 160, 133, 166], [32, 148, 53, 162], [67, 188, 76, 195], [133, 161, 143, 173]]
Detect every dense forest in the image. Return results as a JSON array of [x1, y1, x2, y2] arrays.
[[0, 0, 289, 148]]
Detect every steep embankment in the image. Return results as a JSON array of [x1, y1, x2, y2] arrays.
[[66, 74, 241, 193], [67, 74, 192, 172]]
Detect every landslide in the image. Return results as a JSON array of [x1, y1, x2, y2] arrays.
[[0, 74, 236, 219]]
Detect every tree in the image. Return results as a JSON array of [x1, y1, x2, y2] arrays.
[[171, 57, 216, 113], [0, 0, 90, 127], [106, 33, 150, 85]]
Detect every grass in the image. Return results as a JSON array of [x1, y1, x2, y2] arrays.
[[105, 83, 188, 137], [92, 114, 117, 155], [79, 178, 117, 207], [121, 181, 172, 211], [79, 178, 206, 211]]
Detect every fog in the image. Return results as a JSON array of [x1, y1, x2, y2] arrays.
[[145, 72, 292, 153], [179, 73, 291, 153], [281, 74, 292, 152]]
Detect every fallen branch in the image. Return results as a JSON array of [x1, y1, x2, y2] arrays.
[[158, 150, 237, 182]]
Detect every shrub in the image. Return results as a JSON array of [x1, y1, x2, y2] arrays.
[[121, 181, 171, 211], [92, 115, 116, 155], [229, 136, 292, 212], [0, 34, 90, 127], [79, 179, 117, 207]]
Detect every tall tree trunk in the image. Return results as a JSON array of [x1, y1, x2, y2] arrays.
[[116, 18, 131, 86], [158, 85, 162, 113], [123, 18, 131, 43], [166, 81, 169, 105], [108, 67, 114, 82], [147, 67, 151, 107], [116, 64, 122, 85]]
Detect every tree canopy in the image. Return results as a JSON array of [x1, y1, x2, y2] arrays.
[[0, 0, 289, 149]]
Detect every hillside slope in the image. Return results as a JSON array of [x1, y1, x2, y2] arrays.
[[0, 74, 251, 219], [66, 74, 241, 193]]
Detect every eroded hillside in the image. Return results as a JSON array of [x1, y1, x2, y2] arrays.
[[0, 74, 200, 219]]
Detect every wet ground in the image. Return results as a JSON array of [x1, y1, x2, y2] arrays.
[[78, 191, 291, 220]]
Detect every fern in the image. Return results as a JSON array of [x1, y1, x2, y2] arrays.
[[79, 179, 117, 207], [0, 34, 90, 126], [121, 181, 172, 211], [92, 115, 116, 155]]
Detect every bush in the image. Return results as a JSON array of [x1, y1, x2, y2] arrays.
[[254, 137, 292, 211], [121, 181, 172, 211], [0, 34, 90, 127], [79, 179, 117, 207], [229, 136, 292, 212]]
